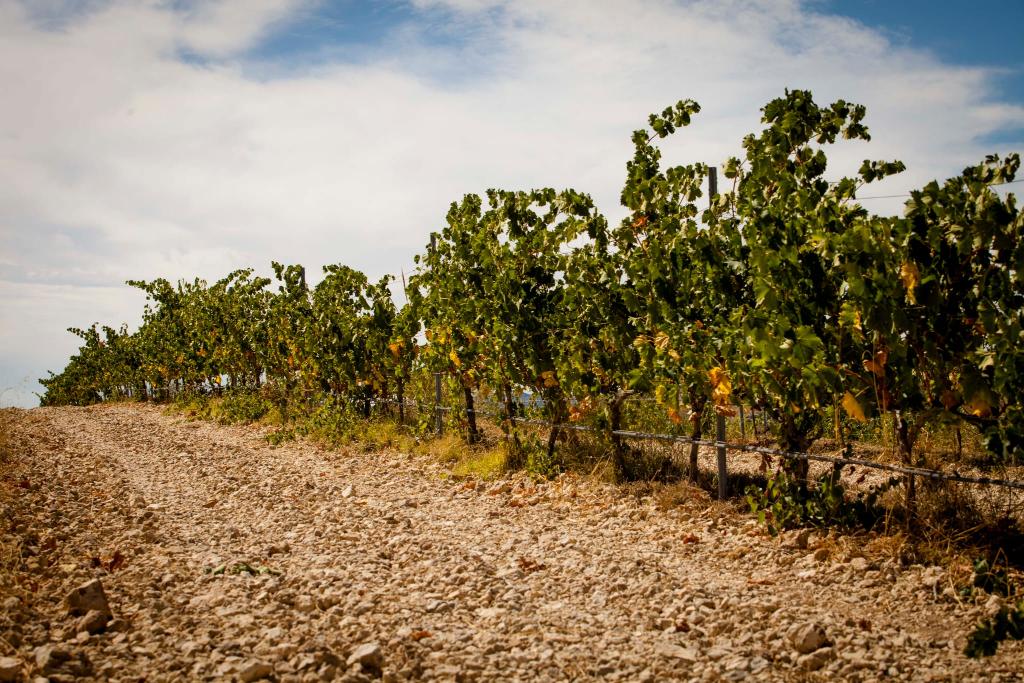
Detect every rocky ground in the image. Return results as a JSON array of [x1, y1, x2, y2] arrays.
[[0, 403, 1022, 682]]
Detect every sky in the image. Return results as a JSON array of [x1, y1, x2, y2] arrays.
[[1, 0, 1021, 407]]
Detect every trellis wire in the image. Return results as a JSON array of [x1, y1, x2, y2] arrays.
[[379, 398, 1024, 494]]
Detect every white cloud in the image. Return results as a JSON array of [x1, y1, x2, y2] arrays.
[[176, 0, 312, 57], [0, 0, 1020, 406]]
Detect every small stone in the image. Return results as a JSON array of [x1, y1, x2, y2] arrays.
[[749, 656, 769, 673], [783, 529, 811, 550], [654, 643, 698, 662], [425, 599, 452, 613], [76, 609, 111, 635], [797, 647, 834, 671], [347, 643, 383, 674], [848, 557, 869, 572], [65, 579, 111, 618], [0, 657, 22, 683], [34, 645, 70, 673], [341, 485, 354, 498], [239, 660, 274, 682], [106, 618, 129, 633], [787, 623, 829, 654], [294, 596, 316, 613], [705, 647, 728, 660], [984, 594, 1005, 616], [486, 482, 512, 495], [921, 566, 945, 590], [813, 547, 830, 562]]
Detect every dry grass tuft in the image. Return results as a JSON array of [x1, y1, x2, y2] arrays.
[[450, 446, 508, 480], [353, 419, 418, 454], [415, 433, 468, 465], [414, 433, 509, 481], [649, 480, 710, 511]]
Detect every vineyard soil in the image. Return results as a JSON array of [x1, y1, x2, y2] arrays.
[[0, 404, 1021, 682]]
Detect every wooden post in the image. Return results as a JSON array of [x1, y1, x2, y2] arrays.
[[431, 234, 443, 436], [739, 405, 746, 440], [707, 166, 727, 499], [434, 372, 443, 435], [717, 412, 727, 500]]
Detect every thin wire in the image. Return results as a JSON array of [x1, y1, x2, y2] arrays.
[[371, 397, 1024, 493], [854, 193, 917, 201], [848, 178, 1024, 201]]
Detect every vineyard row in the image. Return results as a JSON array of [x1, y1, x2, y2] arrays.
[[40, 90, 1024, 506]]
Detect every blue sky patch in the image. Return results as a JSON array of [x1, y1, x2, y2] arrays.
[[819, 0, 1023, 105], [239, 0, 501, 83]]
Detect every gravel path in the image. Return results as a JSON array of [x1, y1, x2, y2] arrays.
[[1, 404, 1022, 682]]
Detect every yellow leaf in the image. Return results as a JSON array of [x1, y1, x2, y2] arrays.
[[667, 407, 683, 425], [655, 385, 666, 405], [541, 370, 559, 388], [712, 381, 731, 405], [654, 331, 670, 351], [708, 367, 731, 405], [900, 262, 920, 304], [668, 349, 681, 362], [841, 391, 867, 422], [388, 342, 401, 360], [449, 350, 462, 368]]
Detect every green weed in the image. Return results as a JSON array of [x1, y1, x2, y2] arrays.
[[746, 469, 897, 536]]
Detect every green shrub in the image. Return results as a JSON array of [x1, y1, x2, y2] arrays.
[[746, 469, 897, 535], [215, 391, 272, 424], [965, 600, 1024, 658]]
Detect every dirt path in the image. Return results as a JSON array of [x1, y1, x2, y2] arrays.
[[0, 404, 1021, 682]]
